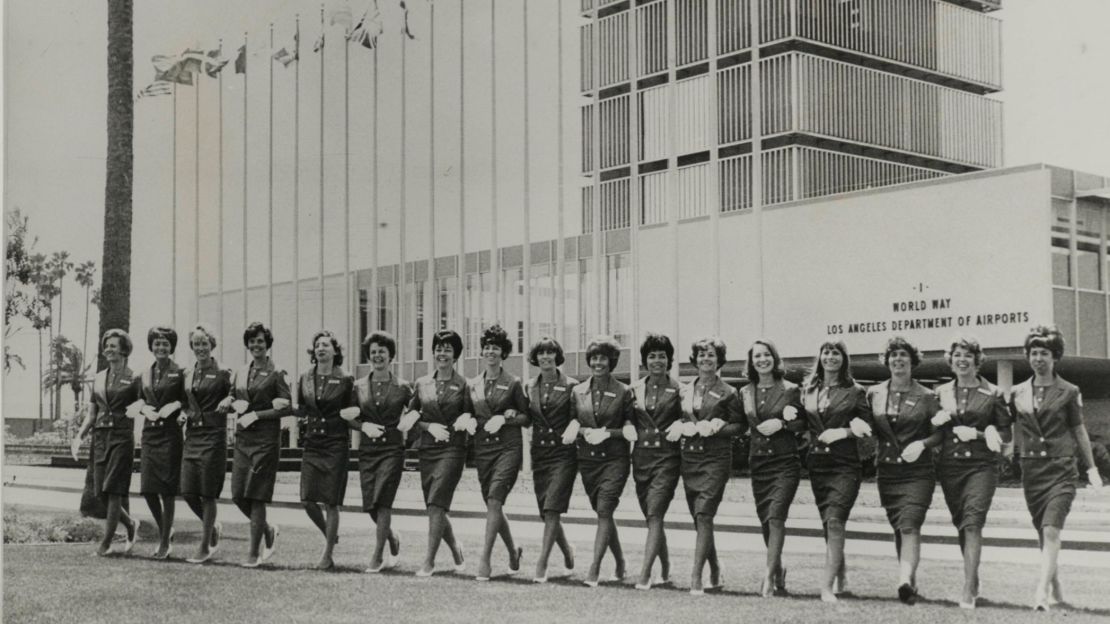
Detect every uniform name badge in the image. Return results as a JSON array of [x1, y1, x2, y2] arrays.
[[450, 385, 460, 391], [327, 379, 339, 385], [554, 386, 565, 392], [603, 391, 616, 398], [664, 388, 676, 394], [906, 400, 916, 407], [496, 384, 509, 391], [709, 391, 721, 399], [977, 388, 992, 396]]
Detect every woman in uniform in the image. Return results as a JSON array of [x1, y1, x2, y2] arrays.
[[570, 335, 635, 587], [73, 329, 141, 556], [526, 336, 579, 583], [1010, 325, 1103, 611], [630, 333, 682, 590], [138, 326, 186, 559], [933, 336, 1010, 609], [225, 322, 293, 568], [679, 337, 744, 595], [866, 336, 941, 605], [470, 324, 529, 581], [800, 340, 872, 602], [741, 339, 805, 597], [296, 330, 358, 570], [178, 325, 231, 564], [405, 329, 472, 577], [355, 331, 411, 573]]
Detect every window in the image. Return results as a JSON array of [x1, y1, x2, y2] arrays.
[[1051, 240, 1071, 288], [1077, 242, 1101, 291], [501, 266, 525, 353], [437, 276, 457, 331], [605, 253, 633, 347]]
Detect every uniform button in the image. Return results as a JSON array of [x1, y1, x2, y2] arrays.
[[1040, 451, 1047, 456], [965, 452, 971, 457], [1040, 437, 1046, 442], [953, 438, 959, 444]]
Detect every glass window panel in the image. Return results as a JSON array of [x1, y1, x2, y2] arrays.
[[605, 253, 633, 348], [1052, 241, 1071, 287], [563, 260, 581, 353], [1077, 244, 1101, 291]]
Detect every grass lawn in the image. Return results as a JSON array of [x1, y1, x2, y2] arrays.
[[4, 503, 1110, 624]]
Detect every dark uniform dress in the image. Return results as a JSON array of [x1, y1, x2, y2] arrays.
[[935, 378, 1011, 531], [179, 361, 231, 498], [297, 367, 357, 505], [527, 372, 579, 515], [680, 376, 744, 517], [630, 376, 682, 519], [229, 359, 293, 503], [409, 370, 474, 511], [469, 369, 530, 505], [354, 373, 413, 513], [867, 381, 941, 532], [90, 367, 140, 497], [802, 381, 870, 526], [741, 380, 805, 524], [571, 376, 634, 518], [138, 361, 186, 496], [1011, 376, 1084, 531]]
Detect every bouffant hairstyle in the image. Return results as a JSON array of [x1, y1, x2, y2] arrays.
[[804, 340, 854, 391], [585, 335, 622, 369], [880, 335, 921, 368], [480, 324, 513, 359], [746, 339, 785, 381], [307, 330, 344, 367], [528, 336, 565, 367], [1024, 324, 1065, 361], [101, 328, 133, 357], [689, 337, 727, 369], [147, 326, 178, 353], [188, 324, 218, 350], [945, 335, 984, 368], [362, 330, 397, 361], [242, 321, 274, 349], [431, 329, 464, 360], [640, 333, 675, 370]]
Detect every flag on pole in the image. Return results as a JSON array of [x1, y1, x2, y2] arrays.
[[136, 81, 173, 100], [400, 0, 415, 39], [348, 2, 384, 50], [272, 32, 299, 66], [180, 48, 228, 77], [313, 33, 325, 53], [234, 45, 247, 73], [330, 7, 354, 31]]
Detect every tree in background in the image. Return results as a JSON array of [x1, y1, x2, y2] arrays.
[[75, 261, 97, 379]]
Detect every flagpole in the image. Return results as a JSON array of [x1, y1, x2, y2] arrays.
[[490, 0, 500, 324], [343, 18, 352, 362], [218, 39, 226, 355], [242, 33, 249, 358], [399, 27, 409, 377], [172, 83, 178, 328], [456, 3, 465, 347], [268, 24, 275, 328], [428, 0, 436, 342], [318, 5, 326, 331], [370, 44, 379, 351], [522, 0, 531, 371], [294, 15, 302, 387], [555, 0, 565, 344], [194, 60, 201, 326]]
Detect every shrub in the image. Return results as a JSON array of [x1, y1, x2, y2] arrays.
[[3, 509, 103, 544]]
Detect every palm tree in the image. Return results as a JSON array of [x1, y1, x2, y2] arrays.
[[23, 294, 50, 423], [42, 336, 92, 423], [47, 251, 73, 419], [98, 0, 134, 370], [75, 261, 96, 372]]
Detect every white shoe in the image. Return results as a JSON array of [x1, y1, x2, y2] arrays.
[[121, 519, 141, 555], [260, 524, 279, 562]]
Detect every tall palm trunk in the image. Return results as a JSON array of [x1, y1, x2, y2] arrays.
[[82, 285, 90, 404], [37, 329, 44, 424], [98, 0, 134, 370]]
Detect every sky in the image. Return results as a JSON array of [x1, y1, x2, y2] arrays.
[[3, 0, 1110, 422]]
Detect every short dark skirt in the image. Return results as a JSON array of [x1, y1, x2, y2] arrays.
[[579, 456, 630, 518], [1021, 457, 1077, 531], [300, 436, 350, 505], [531, 445, 578, 515], [358, 445, 405, 512], [877, 460, 936, 532], [140, 424, 184, 496], [807, 456, 862, 525], [180, 427, 227, 499], [232, 428, 281, 503], [419, 446, 467, 511], [632, 448, 681, 518], [681, 448, 731, 517], [473, 441, 523, 504], [92, 427, 134, 496], [750, 453, 801, 524], [937, 459, 998, 531]]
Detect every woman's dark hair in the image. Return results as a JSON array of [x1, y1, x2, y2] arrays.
[[362, 330, 397, 361], [688, 337, 727, 370], [242, 321, 274, 349], [432, 329, 464, 360], [945, 335, 984, 368], [528, 336, 565, 367], [101, 328, 133, 357], [880, 335, 921, 368], [746, 339, 785, 381], [804, 340, 854, 391], [480, 324, 513, 359], [640, 333, 674, 370], [147, 326, 178, 354], [1024, 324, 1065, 361], [307, 330, 344, 367], [585, 335, 622, 369]]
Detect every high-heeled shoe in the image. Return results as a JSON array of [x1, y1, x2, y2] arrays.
[[959, 596, 977, 610], [773, 568, 788, 597], [508, 547, 524, 576], [897, 583, 918, 605]]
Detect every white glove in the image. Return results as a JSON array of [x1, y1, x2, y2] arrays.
[[931, 410, 952, 427], [1087, 467, 1104, 490], [272, 398, 291, 410], [397, 410, 420, 433], [140, 405, 159, 421], [817, 428, 849, 444], [681, 421, 698, 437], [453, 414, 477, 435], [621, 423, 638, 442], [158, 401, 182, 419], [217, 396, 234, 412], [427, 422, 451, 442], [232, 399, 251, 415], [125, 399, 146, 419], [484, 415, 506, 434], [984, 425, 1003, 453], [664, 421, 683, 442], [709, 418, 726, 435], [782, 406, 798, 422], [70, 437, 82, 461], [583, 428, 609, 445], [849, 417, 872, 438], [756, 419, 784, 436], [561, 420, 581, 445], [901, 440, 926, 463], [953, 425, 978, 442], [339, 406, 362, 422], [695, 420, 715, 437], [361, 422, 385, 438], [237, 412, 259, 428]]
